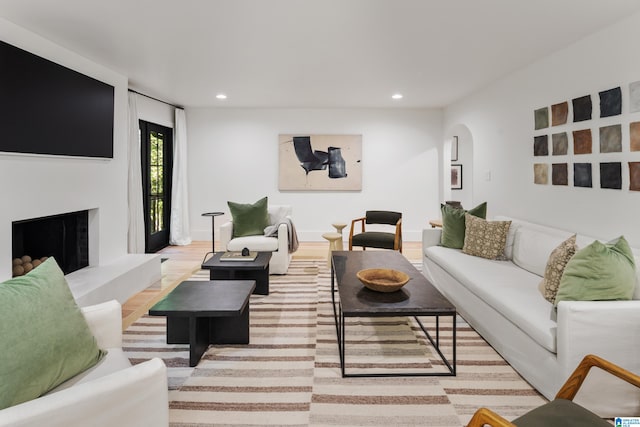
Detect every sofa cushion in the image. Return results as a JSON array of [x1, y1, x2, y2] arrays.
[[555, 236, 636, 306], [228, 196, 270, 238], [227, 235, 279, 252], [264, 205, 291, 234], [425, 246, 557, 353], [0, 258, 106, 409], [440, 202, 487, 249], [46, 349, 132, 394], [462, 214, 511, 260], [512, 228, 570, 277], [540, 235, 577, 304]]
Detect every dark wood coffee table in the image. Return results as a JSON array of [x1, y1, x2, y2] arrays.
[[201, 252, 272, 295], [149, 280, 255, 367], [331, 250, 456, 377]]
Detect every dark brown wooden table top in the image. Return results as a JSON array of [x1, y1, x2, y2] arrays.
[[331, 251, 455, 317], [149, 280, 255, 317]]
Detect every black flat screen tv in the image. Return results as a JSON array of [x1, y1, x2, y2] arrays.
[[0, 40, 114, 158]]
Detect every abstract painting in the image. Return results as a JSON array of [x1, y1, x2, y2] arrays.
[[534, 135, 548, 156], [534, 163, 548, 185], [551, 102, 568, 126], [552, 133, 568, 155], [630, 162, 640, 191], [534, 107, 549, 130], [278, 134, 362, 191], [599, 124, 622, 153], [451, 164, 462, 190], [630, 122, 640, 152], [572, 95, 592, 122], [599, 87, 622, 118], [574, 163, 592, 188], [630, 81, 640, 113], [573, 129, 592, 155], [451, 136, 458, 161], [552, 163, 568, 186], [600, 162, 622, 190]]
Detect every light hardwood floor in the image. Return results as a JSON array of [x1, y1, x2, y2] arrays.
[[121, 240, 423, 329]]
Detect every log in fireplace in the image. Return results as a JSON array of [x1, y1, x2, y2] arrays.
[[12, 210, 89, 277]]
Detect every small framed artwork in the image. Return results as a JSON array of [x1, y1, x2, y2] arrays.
[[451, 164, 463, 190], [451, 136, 458, 161]]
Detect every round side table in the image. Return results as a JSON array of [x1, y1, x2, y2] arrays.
[[331, 222, 347, 250], [322, 232, 342, 268], [202, 212, 224, 262]]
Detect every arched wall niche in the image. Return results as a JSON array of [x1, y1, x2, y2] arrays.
[[442, 124, 474, 210]]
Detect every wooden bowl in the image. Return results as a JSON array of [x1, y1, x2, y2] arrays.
[[356, 268, 410, 293]]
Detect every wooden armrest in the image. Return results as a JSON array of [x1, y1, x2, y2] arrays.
[[556, 354, 640, 400], [394, 218, 402, 252], [467, 407, 515, 427], [349, 217, 366, 236]]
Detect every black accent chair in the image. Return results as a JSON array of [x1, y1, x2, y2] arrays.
[[348, 211, 402, 253]]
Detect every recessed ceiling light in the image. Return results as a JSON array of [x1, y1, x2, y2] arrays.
[[392, 93, 403, 100], [216, 93, 227, 100]]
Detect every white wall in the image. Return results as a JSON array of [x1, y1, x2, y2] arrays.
[[186, 108, 443, 242], [0, 18, 130, 280], [445, 12, 640, 247], [137, 94, 175, 128]]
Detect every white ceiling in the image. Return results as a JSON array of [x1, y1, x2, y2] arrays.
[[2, 0, 640, 109]]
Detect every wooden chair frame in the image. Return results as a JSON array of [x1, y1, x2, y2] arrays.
[[467, 354, 640, 426], [348, 216, 402, 253]]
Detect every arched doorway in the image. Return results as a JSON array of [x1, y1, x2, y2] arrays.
[[442, 125, 473, 209]]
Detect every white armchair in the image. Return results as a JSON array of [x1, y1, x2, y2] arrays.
[[219, 205, 293, 274], [0, 300, 169, 427]]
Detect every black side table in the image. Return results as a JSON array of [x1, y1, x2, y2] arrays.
[[202, 252, 272, 295], [202, 212, 224, 263]]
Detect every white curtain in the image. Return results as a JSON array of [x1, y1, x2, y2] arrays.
[[127, 92, 145, 253], [170, 108, 192, 245]]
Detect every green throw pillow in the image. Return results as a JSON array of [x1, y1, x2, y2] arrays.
[[0, 258, 106, 409], [228, 196, 270, 238], [555, 236, 636, 307], [440, 202, 487, 249]]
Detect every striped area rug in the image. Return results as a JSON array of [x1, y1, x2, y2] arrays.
[[123, 258, 546, 426]]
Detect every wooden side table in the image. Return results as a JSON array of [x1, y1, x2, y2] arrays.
[[429, 219, 443, 228], [322, 232, 342, 268], [149, 280, 255, 367], [331, 222, 347, 250]]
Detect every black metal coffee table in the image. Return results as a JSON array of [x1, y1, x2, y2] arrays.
[[331, 250, 456, 378], [202, 252, 272, 295], [149, 280, 255, 367]]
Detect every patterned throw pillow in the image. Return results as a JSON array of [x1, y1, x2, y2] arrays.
[[540, 235, 577, 304], [462, 214, 512, 260], [440, 202, 487, 249]]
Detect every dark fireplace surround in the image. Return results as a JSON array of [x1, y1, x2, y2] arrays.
[[12, 210, 89, 276]]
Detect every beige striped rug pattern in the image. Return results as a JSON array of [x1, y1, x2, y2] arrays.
[[124, 258, 547, 426]]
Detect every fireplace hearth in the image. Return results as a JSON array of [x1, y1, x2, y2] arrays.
[[12, 210, 89, 276]]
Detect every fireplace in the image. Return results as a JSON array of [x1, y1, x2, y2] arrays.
[[12, 210, 89, 276]]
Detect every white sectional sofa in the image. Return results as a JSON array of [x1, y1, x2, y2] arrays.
[[0, 300, 168, 427], [422, 216, 640, 418]]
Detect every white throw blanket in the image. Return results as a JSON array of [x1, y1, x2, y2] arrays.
[[264, 217, 299, 253]]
